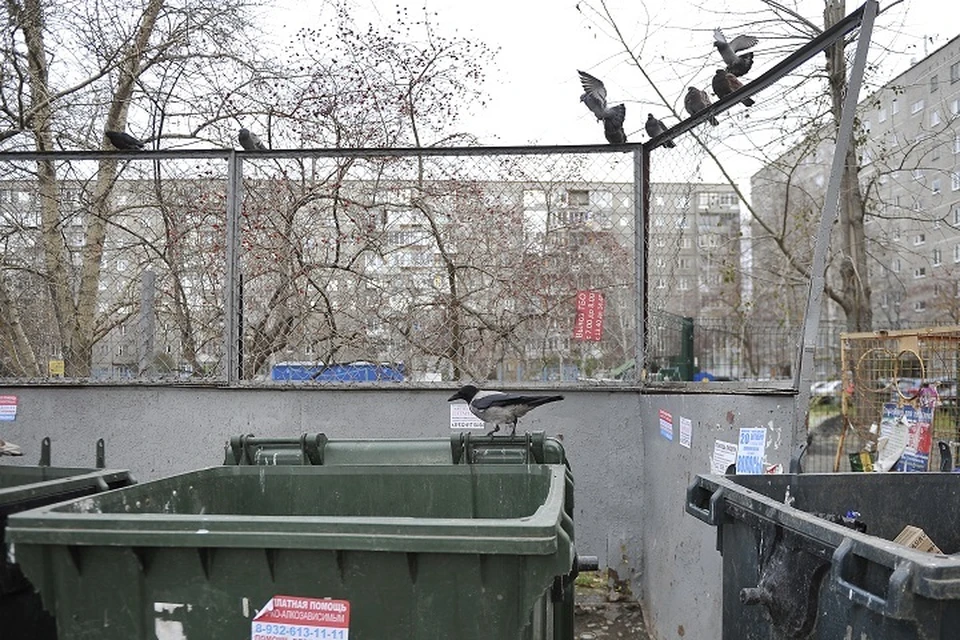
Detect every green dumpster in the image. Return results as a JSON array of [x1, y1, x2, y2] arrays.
[[8, 433, 581, 640], [1, 459, 134, 640]]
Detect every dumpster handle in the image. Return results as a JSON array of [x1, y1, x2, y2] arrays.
[[832, 538, 915, 619], [685, 481, 725, 526]]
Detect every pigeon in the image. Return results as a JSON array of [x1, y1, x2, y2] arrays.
[[105, 130, 146, 150], [712, 69, 755, 107], [0, 438, 23, 456], [684, 87, 719, 126], [448, 384, 564, 436], [644, 114, 676, 147], [713, 28, 758, 77], [238, 128, 267, 151], [577, 70, 627, 144]]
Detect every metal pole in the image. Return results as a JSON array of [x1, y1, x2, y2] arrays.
[[794, 1, 878, 434], [224, 152, 242, 384], [138, 269, 156, 377], [634, 147, 648, 383]]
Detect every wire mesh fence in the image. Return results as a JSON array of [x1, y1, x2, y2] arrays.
[[0, 3, 879, 390]]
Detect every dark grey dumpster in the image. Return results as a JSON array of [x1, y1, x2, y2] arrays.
[[687, 472, 960, 639], [1, 463, 135, 640]]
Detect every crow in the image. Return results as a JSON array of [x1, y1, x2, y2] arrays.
[[448, 385, 564, 436]]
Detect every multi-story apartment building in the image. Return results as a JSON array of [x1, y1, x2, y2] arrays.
[[751, 35, 960, 334]]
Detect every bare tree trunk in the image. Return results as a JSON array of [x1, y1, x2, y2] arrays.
[[825, 0, 872, 332], [0, 274, 41, 375]]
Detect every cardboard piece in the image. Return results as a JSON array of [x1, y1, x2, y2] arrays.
[[894, 525, 942, 554]]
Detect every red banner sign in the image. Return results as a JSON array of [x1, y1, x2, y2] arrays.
[[573, 290, 605, 341]]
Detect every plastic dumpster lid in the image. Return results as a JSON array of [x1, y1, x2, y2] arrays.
[[223, 432, 567, 466]]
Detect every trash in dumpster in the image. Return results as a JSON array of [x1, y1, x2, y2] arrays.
[[894, 525, 942, 554]]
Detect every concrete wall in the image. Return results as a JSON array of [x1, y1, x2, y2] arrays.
[[0, 385, 798, 640]]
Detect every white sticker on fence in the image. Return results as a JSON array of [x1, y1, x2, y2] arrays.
[[252, 596, 350, 640]]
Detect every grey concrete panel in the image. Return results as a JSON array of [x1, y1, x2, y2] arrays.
[[0, 385, 797, 640]]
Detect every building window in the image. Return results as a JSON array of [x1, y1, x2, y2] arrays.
[[955, 244, 960, 263], [931, 110, 941, 126], [955, 207, 960, 226], [913, 198, 922, 212], [881, 292, 889, 308], [913, 168, 924, 181], [932, 178, 941, 194], [878, 107, 887, 123], [952, 62, 960, 83], [953, 99, 960, 115], [893, 258, 901, 273], [914, 267, 926, 278], [914, 300, 927, 312], [931, 75, 939, 92], [678, 278, 690, 291], [954, 173, 960, 191], [914, 233, 926, 245], [892, 98, 899, 114], [567, 190, 589, 206], [678, 257, 691, 269], [655, 278, 666, 289], [911, 99, 924, 114], [955, 134, 960, 155], [655, 236, 666, 248], [934, 248, 942, 266]]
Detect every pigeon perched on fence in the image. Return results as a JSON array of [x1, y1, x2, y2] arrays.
[[713, 28, 758, 77], [448, 384, 564, 436], [712, 69, 755, 107], [644, 114, 676, 147], [0, 438, 23, 456], [238, 128, 267, 151], [577, 70, 627, 144], [684, 87, 719, 126], [105, 130, 146, 150]]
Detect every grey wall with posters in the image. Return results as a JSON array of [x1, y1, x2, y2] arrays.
[[0, 385, 796, 640]]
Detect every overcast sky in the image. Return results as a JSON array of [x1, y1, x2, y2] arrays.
[[271, 0, 952, 186]]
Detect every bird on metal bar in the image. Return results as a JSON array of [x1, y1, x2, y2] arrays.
[[644, 114, 676, 147], [712, 70, 755, 107], [238, 128, 267, 151], [0, 438, 23, 456], [448, 385, 564, 436], [684, 87, 719, 126], [577, 70, 627, 144], [713, 28, 758, 77], [105, 130, 146, 150]]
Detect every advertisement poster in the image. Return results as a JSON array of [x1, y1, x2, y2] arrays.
[[711, 440, 738, 475], [678, 416, 692, 449], [735, 427, 767, 475], [659, 409, 673, 441]]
